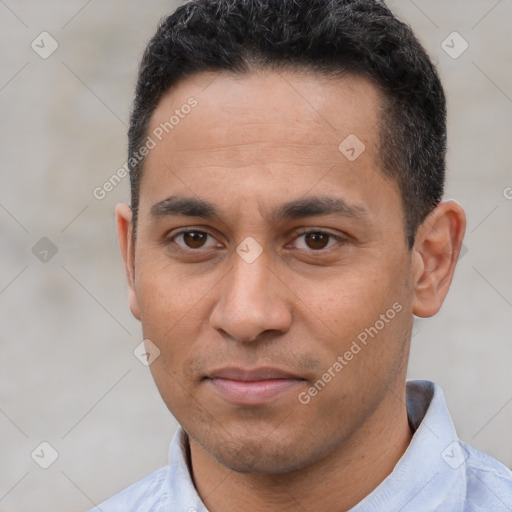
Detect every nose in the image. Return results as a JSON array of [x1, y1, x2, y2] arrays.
[[209, 249, 293, 343]]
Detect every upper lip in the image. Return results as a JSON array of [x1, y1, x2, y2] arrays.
[[207, 367, 304, 381]]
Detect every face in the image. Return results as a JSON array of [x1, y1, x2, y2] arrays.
[[121, 70, 419, 474]]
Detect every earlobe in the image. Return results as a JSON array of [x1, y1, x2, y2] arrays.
[[115, 203, 141, 321], [411, 200, 466, 318]]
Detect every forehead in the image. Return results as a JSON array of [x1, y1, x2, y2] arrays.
[[139, 69, 399, 225], [148, 69, 383, 154]]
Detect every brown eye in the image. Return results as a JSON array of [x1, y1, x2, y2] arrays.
[[305, 232, 330, 250], [183, 231, 208, 248], [171, 230, 219, 250], [293, 230, 341, 251]]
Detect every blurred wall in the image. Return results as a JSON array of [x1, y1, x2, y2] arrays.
[[0, 1, 510, 510]]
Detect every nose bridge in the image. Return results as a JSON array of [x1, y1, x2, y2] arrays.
[[230, 252, 270, 307], [210, 248, 292, 342]]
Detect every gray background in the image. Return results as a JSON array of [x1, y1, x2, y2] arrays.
[[0, 1, 511, 510]]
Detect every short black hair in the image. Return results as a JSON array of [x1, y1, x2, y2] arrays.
[[128, 0, 446, 248]]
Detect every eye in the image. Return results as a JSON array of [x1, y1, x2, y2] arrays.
[[169, 229, 222, 250], [293, 229, 344, 251]]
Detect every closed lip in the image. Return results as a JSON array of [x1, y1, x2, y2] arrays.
[[204, 366, 306, 405], [205, 367, 305, 381]]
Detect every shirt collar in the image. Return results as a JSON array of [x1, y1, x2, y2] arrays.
[[351, 380, 467, 511]]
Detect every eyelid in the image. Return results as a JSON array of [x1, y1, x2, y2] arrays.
[[294, 227, 344, 237]]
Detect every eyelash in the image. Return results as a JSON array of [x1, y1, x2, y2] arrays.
[[166, 227, 347, 253]]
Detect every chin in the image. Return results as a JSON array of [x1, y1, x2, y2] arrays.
[[203, 434, 313, 475]]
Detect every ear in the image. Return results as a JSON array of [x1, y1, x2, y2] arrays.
[[115, 203, 141, 321], [411, 200, 466, 318]]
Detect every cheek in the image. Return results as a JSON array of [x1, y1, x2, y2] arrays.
[[297, 266, 395, 335], [294, 258, 410, 381], [134, 260, 216, 374], [135, 254, 212, 328]]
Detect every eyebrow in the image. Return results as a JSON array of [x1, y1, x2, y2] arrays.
[[150, 195, 367, 222]]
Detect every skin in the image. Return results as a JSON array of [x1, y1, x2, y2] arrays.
[[116, 69, 466, 511]]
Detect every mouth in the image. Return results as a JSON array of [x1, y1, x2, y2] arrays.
[[204, 367, 306, 406]]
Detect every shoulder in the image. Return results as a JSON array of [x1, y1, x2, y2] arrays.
[[462, 441, 512, 511], [88, 466, 169, 512]]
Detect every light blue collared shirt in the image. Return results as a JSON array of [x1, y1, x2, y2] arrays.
[[90, 380, 512, 511]]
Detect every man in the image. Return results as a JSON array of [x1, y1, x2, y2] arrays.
[[92, 0, 512, 510]]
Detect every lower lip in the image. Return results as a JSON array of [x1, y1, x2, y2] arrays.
[[206, 378, 304, 405]]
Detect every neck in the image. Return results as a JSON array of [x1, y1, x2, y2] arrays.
[[189, 389, 412, 512]]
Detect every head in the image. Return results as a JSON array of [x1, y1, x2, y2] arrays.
[[117, 0, 465, 474]]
